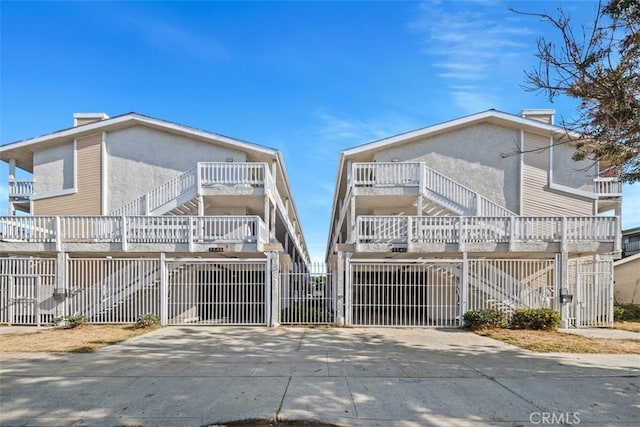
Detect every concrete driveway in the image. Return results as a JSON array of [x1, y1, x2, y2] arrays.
[[1, 326, 639, 426]]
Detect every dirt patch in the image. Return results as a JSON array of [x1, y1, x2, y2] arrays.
[[614, 321, 640, 333], [0, 324, 160, 353], [477, 328, 640, 354]]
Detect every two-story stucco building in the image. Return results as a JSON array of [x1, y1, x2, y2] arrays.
[[326, 109, 622, 328], [1, 112, 309, 326], [0, 109, 623, 328]]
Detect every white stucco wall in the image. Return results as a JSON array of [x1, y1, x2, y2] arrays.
[[373, 123, 520, 213], [106, 126, 247, 212], [33, 142, 74, 195], [551, 143, 597, 191], [614, 255, 640, 304]]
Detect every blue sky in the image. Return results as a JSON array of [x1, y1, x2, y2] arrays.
[[1, 0, 638, 261]]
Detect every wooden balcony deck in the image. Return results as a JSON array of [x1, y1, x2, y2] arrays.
[[0, 215, 270, 254], [354, 215, 621, 255]]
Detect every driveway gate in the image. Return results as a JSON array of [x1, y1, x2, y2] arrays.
[[166, 260, 267, 325], [348, 260, 461, 327]]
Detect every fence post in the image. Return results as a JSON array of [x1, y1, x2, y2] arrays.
[[336, 251, 346, 326], [56, 252, 68, 318], [459, 253, 468, 327], [264, 251, 280, 327], [160, 253, 168, 326]]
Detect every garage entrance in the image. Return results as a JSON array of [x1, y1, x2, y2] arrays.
[[348, 260, 461, 327]]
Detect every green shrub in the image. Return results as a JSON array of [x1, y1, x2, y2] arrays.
[[54, 315, 88, 329], [509, 308, 560, 330], [614, 303, 640, 322], [135, 313, 161, 328], [463, 309, 508, 330]]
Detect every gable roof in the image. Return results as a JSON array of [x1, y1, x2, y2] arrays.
[[341, 109, 574, 158], [0, 112, 277, 171]]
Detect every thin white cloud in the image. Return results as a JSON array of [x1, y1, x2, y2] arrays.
[[130, 17, 227, 62], [410, 1, 534, 112]]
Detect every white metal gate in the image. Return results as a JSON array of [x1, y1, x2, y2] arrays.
[[568, 258, 613, 327], [166, 260, 267, 325], [67, 258, 161, 324], [349, 260, 461, 327], [280, 263, 335, 324], [0, 258, 57, 325], [467, 259, 556, 315]]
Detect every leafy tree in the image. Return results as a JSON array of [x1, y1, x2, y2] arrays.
[[514, 0, 639, 182]]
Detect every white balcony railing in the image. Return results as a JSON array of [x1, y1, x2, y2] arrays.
[[351, 162, 516, 217], [110, 162, 270, 217], [356, 215, 619, 249], [8, 179, 34, 200], [594, 177, 622, 197], [0, 215, 268, 249]]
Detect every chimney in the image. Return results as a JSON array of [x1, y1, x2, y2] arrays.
[[73, 113, 109, 127], [520, 109, 555, 125]]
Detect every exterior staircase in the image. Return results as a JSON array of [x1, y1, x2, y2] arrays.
[[352, 162, 517, 217], [110, 162, 269, 217]]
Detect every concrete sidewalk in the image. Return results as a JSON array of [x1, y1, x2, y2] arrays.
[[1, 327, 639, 426]]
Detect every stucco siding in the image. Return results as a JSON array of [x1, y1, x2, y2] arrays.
[[33, 142, 74, 195], [33, 134, 102, 215], [106, 126, 247, 213], [522, 132, 593, 216], [614, 256, 640, 304], [372, 123, 520, 213]]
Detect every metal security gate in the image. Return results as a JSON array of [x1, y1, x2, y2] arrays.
[[280, 262, 335, 324], [0, 258, 57, 325], [569, 258, 613, 327], [349, 260, 461, 327], [467, 259, 556, 314], [166, 260, 267, 325], [67, 258, 161, 324]]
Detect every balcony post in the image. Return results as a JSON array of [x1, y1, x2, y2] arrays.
[[121, 215, 128, 251], [195, 162, 202, 195], [406, 216, 413, 250], [561, 217, 567, 252], [54, 216, 62, 252], [509, 216, 516, 252], [458, 218, 465, 252], [614, 216, 622, 253], [188, 217, 194, 252], [8, 159, 16, 180], [475, 193, 482, 216]]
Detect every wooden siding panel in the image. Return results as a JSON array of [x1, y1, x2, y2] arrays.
[[34, 134, 102, 215], [522, 132, 592, 216]]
